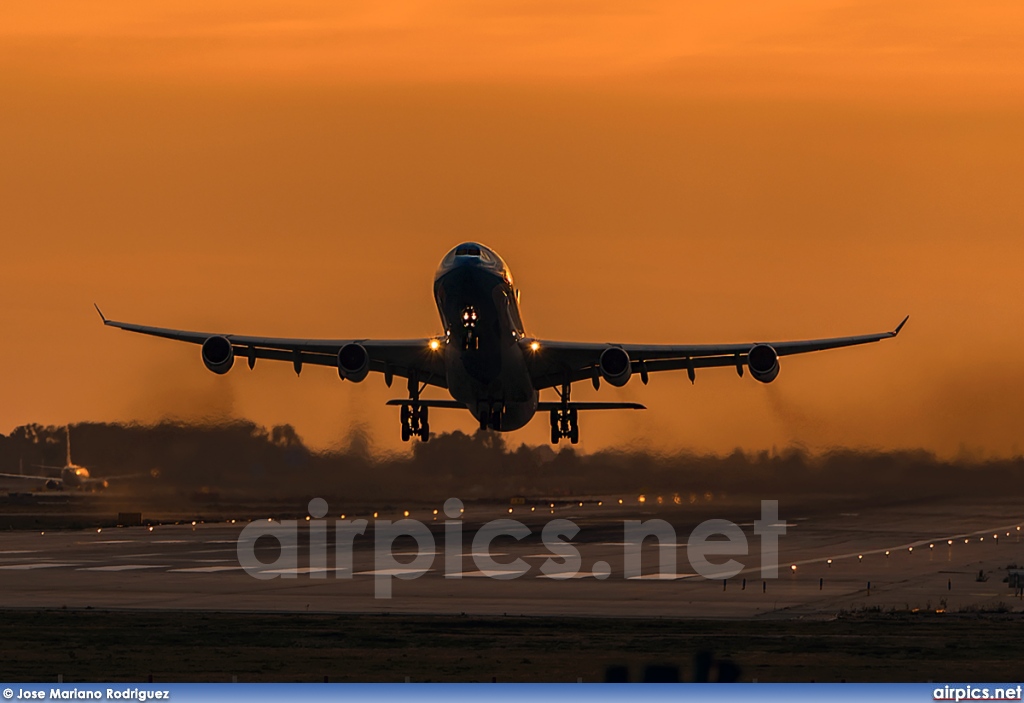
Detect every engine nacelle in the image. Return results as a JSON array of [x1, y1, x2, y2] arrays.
[[201, 335, 235, 375], [748, 344, 780, 384], [338, 343, 370, 382], [599, 346, 632, 387]]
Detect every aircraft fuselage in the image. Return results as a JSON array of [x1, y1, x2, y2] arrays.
[[433, 244, 537, 430]]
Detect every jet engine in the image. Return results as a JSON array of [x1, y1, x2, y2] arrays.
[[599, 346, 632, 387], [338, 343, 370, 382], [201, 336, 235, 375], [747, 344, 780, 383]]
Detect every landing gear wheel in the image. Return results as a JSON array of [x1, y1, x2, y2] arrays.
[[569, 426, 579, 445], [401, 424, 412, 442], [551, 425, 560, 444], [490, 409, 502, 431]]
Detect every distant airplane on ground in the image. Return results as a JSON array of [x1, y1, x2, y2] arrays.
[[0, 426, 133, 490], [98, 242, 907, 444]]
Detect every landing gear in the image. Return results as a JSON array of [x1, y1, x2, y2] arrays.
[[549, 382, 579, 445], [399, 375, 430, 442], [478, 405, 503, 432]]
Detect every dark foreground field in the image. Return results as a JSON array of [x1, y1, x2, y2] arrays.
[[0, 609, 1020, 683]]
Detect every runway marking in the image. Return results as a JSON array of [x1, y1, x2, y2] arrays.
[[0, 563, 79, 570], [203, 540, 238, 544], [258, 567, 351, 575], [537, 571, 606, 580], [354, 568, 435, 576], [168, 566, 245, 573], [78, 564, 171, 571], [625, 573, 698, 581], [91, 540, 138, 544], [393, 551, 439, 557], [448, 569, 528, 578], [152, 540, 192, 544], [601, 542, 688, 547], [0, 550, 37, 554]]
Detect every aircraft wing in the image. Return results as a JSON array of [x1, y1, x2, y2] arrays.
[[0, 472, 55, 482], [96, 307, 448, 388], [526, 316, 908, 390]]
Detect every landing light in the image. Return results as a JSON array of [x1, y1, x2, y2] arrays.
[[529, 341, 540, 352], [790, 565, 797, 572], [429, 339, 441, 351]]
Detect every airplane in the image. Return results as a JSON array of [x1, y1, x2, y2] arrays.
[[0, 426, 123, 489], [97, 242, 907, 445]]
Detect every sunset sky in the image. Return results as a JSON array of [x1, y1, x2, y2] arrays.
[[2, 1, 1023, 457]]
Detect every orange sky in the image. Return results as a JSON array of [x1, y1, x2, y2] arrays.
[[2, 1, 1023, 457]]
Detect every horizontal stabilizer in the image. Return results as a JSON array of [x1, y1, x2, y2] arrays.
[[385, 399, 467, 409], [538, 401, 646, 411]]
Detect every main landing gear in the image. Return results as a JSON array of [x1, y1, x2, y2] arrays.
[[399, 375, 430, 442], [550, 381, 579, 445]]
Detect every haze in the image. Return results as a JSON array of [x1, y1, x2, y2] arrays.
[[1, 1, 1023, 457]]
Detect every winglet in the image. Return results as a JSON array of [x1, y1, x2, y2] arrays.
[[893, 315, 909, 336], [93, 304, 108, 324]]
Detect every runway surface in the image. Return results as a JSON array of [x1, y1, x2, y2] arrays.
[[1, 499, 1022, 618]]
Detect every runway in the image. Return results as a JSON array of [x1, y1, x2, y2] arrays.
[[1, 499, 1021, 618]]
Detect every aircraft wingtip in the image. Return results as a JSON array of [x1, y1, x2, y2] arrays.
[[893, 315, 909, 336], [93, 303, 107, 323]]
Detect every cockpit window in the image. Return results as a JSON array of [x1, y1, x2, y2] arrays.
[[436, 242, 511, 284]]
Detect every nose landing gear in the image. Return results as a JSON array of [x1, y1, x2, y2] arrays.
[[549, 381, 579, 445], [478, 405, 503, 432]]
